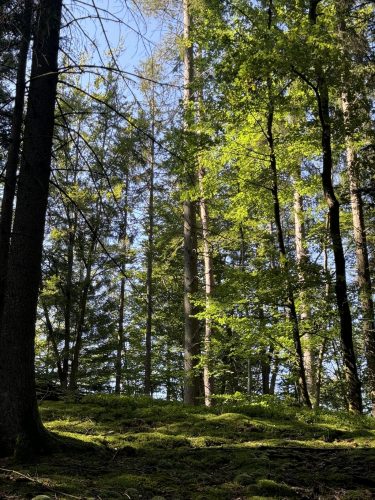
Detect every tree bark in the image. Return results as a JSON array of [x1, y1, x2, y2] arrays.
[[183, 0, 200, 405], [0, 0, 33, 317], [0, 0, 62, 457]]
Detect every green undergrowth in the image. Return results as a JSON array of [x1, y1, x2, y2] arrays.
[[0, 395, 374, 499]]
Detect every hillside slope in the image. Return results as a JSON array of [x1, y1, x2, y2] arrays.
[[0, 395, 374, 499]]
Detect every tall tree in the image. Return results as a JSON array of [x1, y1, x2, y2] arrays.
[[337, 0, 375, 416], [183, 0, 201, 405], [0, 0, 63, 456], [302, 0, 362, 412], [0, 0, 33, 316]]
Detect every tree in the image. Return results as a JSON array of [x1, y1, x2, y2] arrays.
[[302, 0, 362, 413], [0, 0, 63, 456], [0, 0, 33, 316], [182, 0, 201, 405]]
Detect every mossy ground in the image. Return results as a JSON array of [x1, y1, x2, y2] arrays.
[[0, 395, 374, 499]]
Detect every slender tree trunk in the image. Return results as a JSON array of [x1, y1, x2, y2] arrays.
[[198, 168, 215, 406], [316, 338, 327, 409], [270, 353, 279, 395], [42, 302, 64, 384], [144, 140, 154, 396], [69, 238, 95, 391], [116, 277, 125, 393], [60, 207, 77, 389], [0, 0, 33, 317], [341, 94, 375, 415], [144, 102, 156, 396], [265, 0, 310, 407], [0, 0, 63, 457], [183, 0, 200, 405], [115, 171, 129, 394], [307, 0, 362, 414], [267, 99, 311, 408], [293, 180, 317, 404], [261, 346, 272, 395]]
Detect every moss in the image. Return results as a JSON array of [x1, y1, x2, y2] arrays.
[[234, 472, 255, 485], [3, 396, 374, 499], [248, 479, 297, 497]]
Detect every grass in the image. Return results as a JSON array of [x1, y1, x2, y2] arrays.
[[0, 395, 374, 499]]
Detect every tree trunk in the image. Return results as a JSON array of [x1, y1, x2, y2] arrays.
[[0, 0, 62, 457], [267, 98, 311, 408], [115, 171, 129, 394], [342, 93, 375, 415], [337, 0, 375, 415], [265, 0, 310, 407], [61, 207, 77, 389], [144, 101, 155, 396], [42, 302, 64, 385], [293, 180, 317, 404], [198, 168, 215, 406], [183, 0, 200, 405], [308, 0, 362, 413], [69, 237, 95, 391], [0, 0, 33, 317]]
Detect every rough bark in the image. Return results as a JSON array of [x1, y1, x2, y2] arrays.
[[0, 0, 62, 457], [183, 0, 200, 405], [308, 0, 362, 413], [0, 0, 33, 317]]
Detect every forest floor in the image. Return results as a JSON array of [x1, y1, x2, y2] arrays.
[[0, 395, 375, 499]]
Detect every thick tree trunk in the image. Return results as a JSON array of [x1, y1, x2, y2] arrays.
[[0, 0, 33, 317], [0, 0, 62, 457], [293, 181, 317, 404], [308, 0, 362, 414], [183, 0, 200, 405]]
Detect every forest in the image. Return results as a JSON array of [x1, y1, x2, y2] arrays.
[[0, 0, 374, 498]]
